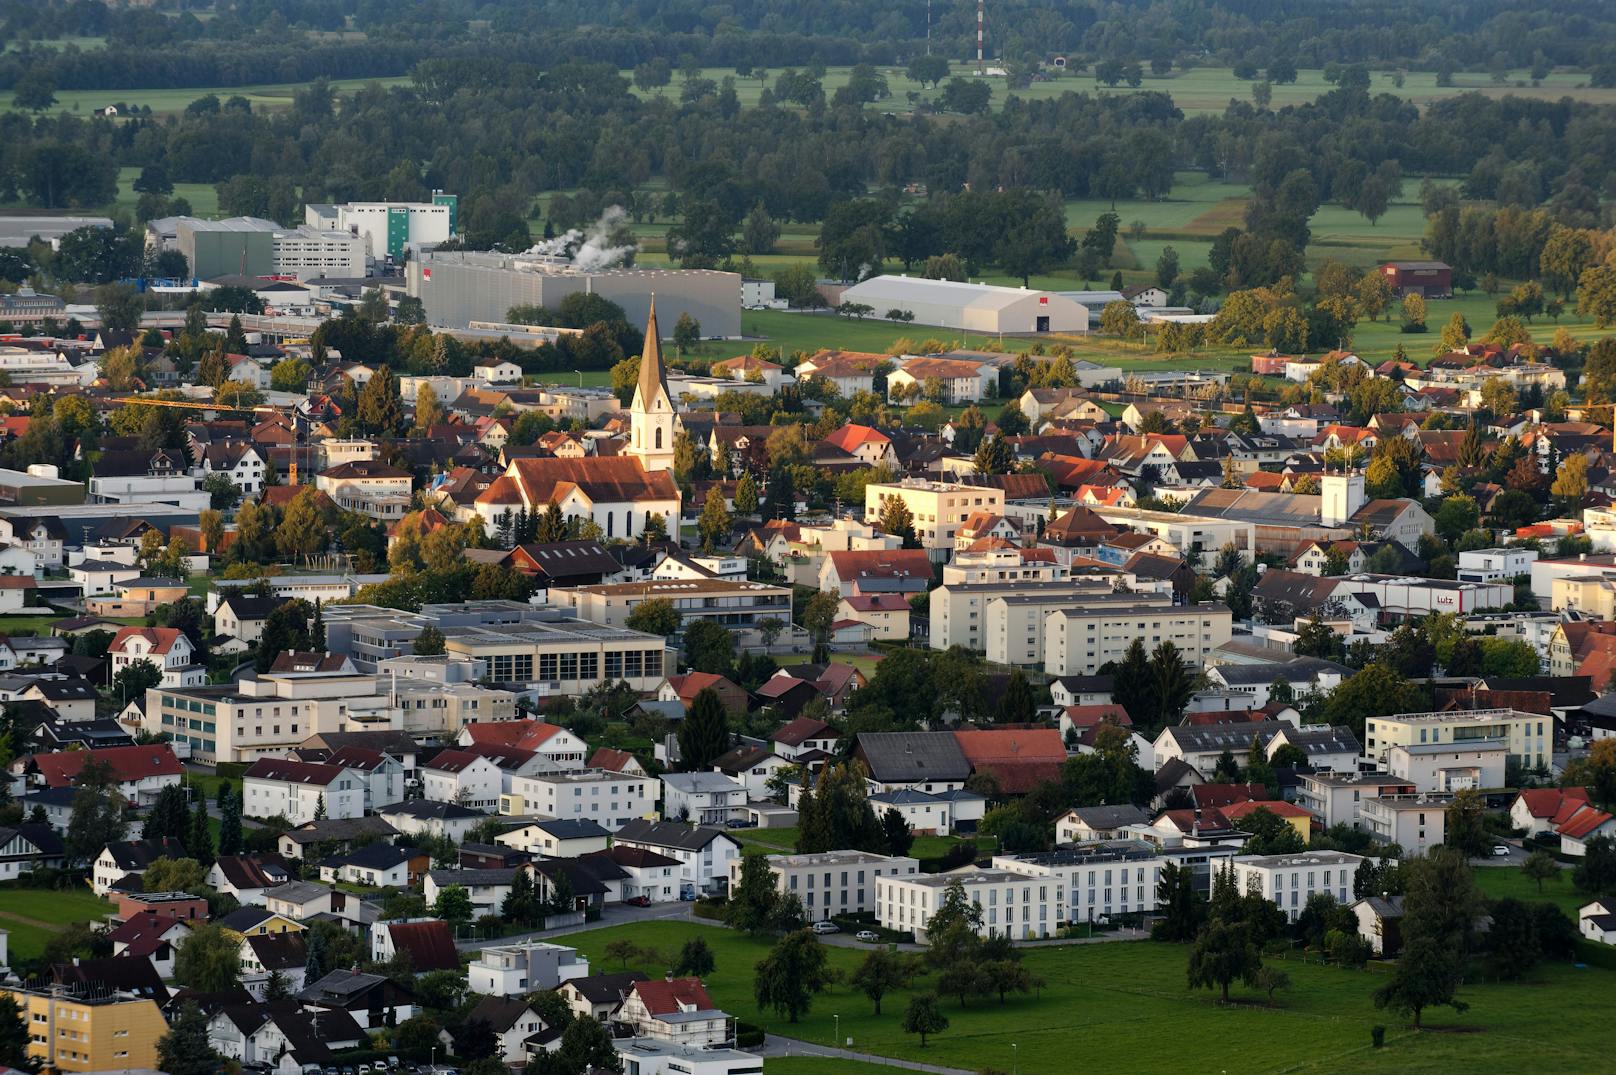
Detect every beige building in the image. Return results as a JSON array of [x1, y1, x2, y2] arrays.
[[383, 680, 517, 736], [1385, 740, 1508, 792], [930, 577, 1117, 653], [1551, 575, 1616, 619], [1363, 708, 1549, 772], [1361, 792, 1452, 854], [552, 578, 791, 633], [440, 620, 671, 696], [1044, 602, 1233, 676], [1090, 505, 1256, 570], [3, 983, 166, 1073], [136, 663, 384, 763], [729, 850, 920, 921], [864, 479, 1005, 560], [315, 461, 414, 521], [986, 588, 1174, 667]]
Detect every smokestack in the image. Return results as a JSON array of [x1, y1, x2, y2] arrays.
[[976, 0, 985, 74]]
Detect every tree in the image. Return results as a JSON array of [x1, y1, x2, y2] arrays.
[[13, 70, 57, 112], [143, 784, 191, 843], [1374, 848, 1478, 1028], [1253, 966, 1290, 1005], [998, 668, 1035, 724], [877, 494, 918, 548], [276, 487, 327, 564], [304, 922, 329, 983], [1488, 897, 1542, 980], [697, 486, 731, 551], [852, 947, 909, 1015], [0, 994, 29, 1071], [256, 599, 312, 673], [96, 284, 144, 334], [734, 472, 759, 515], [1523, 848, 1560, 893], [1445, 788, 1490, 857], [218, 789, 243, 856], [678, 688, 730, 771], [754, 929, 830, 1023], [357, 364, 403, 435], [1400, 293, 1427, 330], [626, 597, 680, 635], [742, 204, 781, 255], [882, 807, 914, 857], [434, 884, 474, 933], [158, 1002, 222, 1075], [902, 993, 950, 1047], [726, 852, 788, 935], [174, 924, 241, 993], [673, 936, 716, 977], [972, 435, 1013, 475], [1186, 916, 1261, 1003], [907, 54, 951, 89], [66, 759, 127, 865], [415, 625, 447, 656], [551, 1016, 621, 1074]]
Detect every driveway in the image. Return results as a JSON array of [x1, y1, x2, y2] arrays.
[[454, 902, 697, 950], [1472, 837, 1525, 867]]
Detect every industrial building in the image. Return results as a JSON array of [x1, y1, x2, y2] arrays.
[[0, 215, 111, 249], [837, 275, 1090, 334], [306, 196, 459, 260], [406, 251, 741, 337], [146, 216, 366, 280]]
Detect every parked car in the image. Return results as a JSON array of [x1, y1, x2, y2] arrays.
[[625, 895, 651, 907], [726, 818, 756, 829], [812, 920, 840, 934], [1492, 844, 1511, 857], [855, 930, 879, 942]]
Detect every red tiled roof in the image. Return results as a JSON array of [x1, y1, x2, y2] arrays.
[[952, 729, 1066, 794], [109, 626, 183, 655], [1221, 800, 1312, 822], [664, 672, 737, 703], [1557, 804, 1615, 840], [843, 593, 910, 612], [1515, 787, 1590, 821], [1189, 784, 1267, 809], [386, 920, 460, 971], [1061, 704, 1131, 729], [245, 757, 345, 786], [820, 424, 890, 453], [461, 719, 571, 752], [34, 744, 182, 788], [826, 549, 932, 581], [631, 977, 716, 1016], [507, 456, 678, 507], [588, 748, 638, 773]]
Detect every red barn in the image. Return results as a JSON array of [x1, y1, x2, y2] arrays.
[[1380, 261, 1452, 299]]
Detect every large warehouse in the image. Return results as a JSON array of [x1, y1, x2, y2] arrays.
[[838, 275, 1090, 334], [406, 252, 741, 337]]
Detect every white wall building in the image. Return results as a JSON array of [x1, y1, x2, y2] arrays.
[[877, 867, 1058, 942], [1231, 851, 1364, 921], [731, 850, 920, 920], [501, 769, 655, 831]]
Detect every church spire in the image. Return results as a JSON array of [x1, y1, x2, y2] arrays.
[[635, 298, 671, 409]]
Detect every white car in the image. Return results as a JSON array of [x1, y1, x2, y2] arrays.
[[1491, 844, 1511, 857], [855, 930, 880, 943], [811, 920, 840, 934]]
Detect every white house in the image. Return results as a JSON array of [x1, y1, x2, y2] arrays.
[[495, 818, 611, 859], [501, 769, 655, 831], [1580, 900, 1616, 945], [419, 749, 505, 811], [243, 758, 365, 824], [660, 772, 746, 826], [468, 942, 590, 998], [611, 819, 741, 897], [617, 978, 728, 1047], [424, 867, 517, 919], [108, 626, 204, 688], [1230, 851, 1364, 922], [876, 868, 1060, 941]]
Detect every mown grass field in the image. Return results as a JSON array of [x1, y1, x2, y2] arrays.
[[733, 825, 995, 861], [0, 888, 114, 961], [556, 920, 1616, 1075], [0, 75, 410, 117], [1473, 863, 1586, 919]]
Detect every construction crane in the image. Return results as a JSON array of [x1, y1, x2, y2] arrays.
[[109, 395, 297, 419]]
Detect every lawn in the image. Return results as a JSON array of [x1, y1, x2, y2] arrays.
[[115, 166, 219, 219], [0, 75, 410, 117], [0, 614, 73, 637], [1473, 863, 1585, 919], [766, 1061, 907, 1075], [0, 888, 115, 961], [733, 826, 995, 861], [555, 920, 1616, 1074]]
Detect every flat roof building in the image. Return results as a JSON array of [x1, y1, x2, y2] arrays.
[[727, 850, 920, 920], [839, 275, 1090, 334]]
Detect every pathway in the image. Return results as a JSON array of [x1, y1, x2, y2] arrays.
[[759, 1035, 975, 1075], [453, 903, 697, 951]]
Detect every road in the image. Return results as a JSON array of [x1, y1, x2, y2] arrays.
[[1473, 837, 1526, 867], [453, 902, 698, 950], [759, 1036, 975, 1075], [814, 925, 1150, 953]]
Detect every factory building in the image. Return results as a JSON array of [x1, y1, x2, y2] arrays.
[[836, 275, 1090, 334], [306, 196, 459, 260], [406, 251, 741, 337]]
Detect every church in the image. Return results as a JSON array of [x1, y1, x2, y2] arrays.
[[475, 303, 682, 539]]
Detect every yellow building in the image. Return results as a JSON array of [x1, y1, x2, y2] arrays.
[[862, 479, 1005, 559], [1363, 708, 1550, 771], [3, 985, 166, 1073], [216, 906, 305, 941]]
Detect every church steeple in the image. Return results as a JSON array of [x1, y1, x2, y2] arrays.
[[628, 299, 676, 472]]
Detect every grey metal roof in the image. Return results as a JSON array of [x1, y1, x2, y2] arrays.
[[856, 731, 970, 783], [1213, 657, 1351, 685], [614, 818, 734, 852], [1163, 722, 1289, 753], [1062, 804, 1149, 830]]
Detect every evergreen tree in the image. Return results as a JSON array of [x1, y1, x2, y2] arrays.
[[158, 1002, 223, 1075], [697, 486, 732, 552], [303, 925, 329, 983], [1111, 639, 1159, 730], [311, 599, 326, 651], [538, 501, 567, 543], [187, 800, 214, 867], [677, 688, 730, 772], [313, 794, 326, 820], [142, 784, 190, 842], [218, 790, 243, 856], [734, 472, 759, 515], [414, 625, 447, 656], [998, 668, 1035, 723], [357, 364, 403, 434]]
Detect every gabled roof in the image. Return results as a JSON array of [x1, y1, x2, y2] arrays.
[[34, 744, 183, 787], [102, 837, 187, 870], [244, 931, 308, 971], [773, 716, 835, 747], [564, 971, 648, 1005], [245, 757, 345, 787], [109, 626, 186, 655], [614, 818, 735, 852], [629, 977, 717, 1017], [1558, 804, 1615, 840], [212, 854, 293, 892], [951, 728, 1066, 793], [1514, 786, 1590, 821], [468, 995, 538, 1034], [587, 747, 639, 773], [384, 920, 459, 971], [506, 456, 679, 507], [856, 731, 971, 783]]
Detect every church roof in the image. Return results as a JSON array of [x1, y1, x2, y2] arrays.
[[636, 300, 672, 409]]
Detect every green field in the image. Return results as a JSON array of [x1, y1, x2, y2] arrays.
[[1473, 864, 1586, 919], [555, 920, 1616, 1074], [115, 166, 220, 219], [0, 75, 410, 117], [0, 888, 114, 961]]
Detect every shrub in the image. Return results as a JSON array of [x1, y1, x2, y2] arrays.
[[1371, 1025, 1386, 1048]]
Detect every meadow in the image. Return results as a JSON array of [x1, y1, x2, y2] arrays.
[[1472, 863, 1586, 919], [0, 888, 114, 961], [732, 825, 994, 862], [556, 919, 1616, 1075]]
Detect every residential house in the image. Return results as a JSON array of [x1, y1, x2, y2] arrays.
[[558, 972, 649, 1023], [243, 758, 365, 823], [318, 844, 429, 888], [611, 819, 741, 897], [495, 818, 611, 859], [28, 744, 182, 808], [376, 800, 484, 843], [297, 970, 416, 1031], [468, 941, 590, 998], [370, 919, 460, 971], [107, 626, 204, 688], [617, 979, 728, 1047]]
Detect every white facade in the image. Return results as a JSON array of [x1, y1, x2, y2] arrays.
[[501, 769, 654, 830], [876, 868, 1058, 942], [243, 765, 364, 824], [1360, 793, 1451, 855], [1231, 851, 1364, 921], [839, 275, 1090, 334], [732, 850, 920, 920], [660, 772, 746, 826], [1385, 741, 1507, 793], [420, 754, 504, 811], [468, 941, 590, 998]]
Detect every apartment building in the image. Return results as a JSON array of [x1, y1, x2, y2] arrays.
[[731, 850, 920, 919], [877, 868, 1058, 941], [552, 578, 791, 633], [1231, 850, 1365, 921], [1295, 772, 1416, 829], [242, 758, 365, 823], [1044, 602, 1233, 676], [501, 769, 655, 830], [929, 577, 1117, 653], [387, 679, 517, 737], [1090, 505, 1256, 570], [1385, 740, 1508, 792], [986, 588, 1168, 667], [1360, 792, 1452, 854], [993, 841, 1226, 924], [864, 479, 1005, 561], [2, 983, 166, 1073], [468, 941, 590, 998], [137, 664, 384, 763], [442, 621, 671, 695], [1363, 708, 1549, 771]]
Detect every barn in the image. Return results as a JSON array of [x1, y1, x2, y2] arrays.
[[1380, 261, 1452, 299], [837, 275, 1090, 334]]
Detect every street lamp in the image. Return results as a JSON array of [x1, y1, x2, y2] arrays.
[[834, 1014, 840, 1047], [573, 369, 582, 387], [1012, 1042, 1018, 1075]]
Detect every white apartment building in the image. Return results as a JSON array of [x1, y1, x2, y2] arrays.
[[1044, 602, 1233, 676], [306, 197, 457, 260], [501, 769, 654, 830], [1090, 505, 1256, 570], [1295, 772, 1417, 829], [468, 941, 589, 998], [864, 479, 1005, 561], [1363, 708, 1550, 771], [993, 842, 1237, 924], [731, 850, 920, 920], [660, 772, 746, 826], [1456, 546, 1537, 584], [1360, 792, 1452, 854], [1385, 740, 1508, 792], [419, 751, 505, 811], [613, 820, 742, 896], [876, 868, 1058, 942], [1231, 851, 1364, 921], [241, 758, 365, 823], [929, 578, 1117, 653]]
